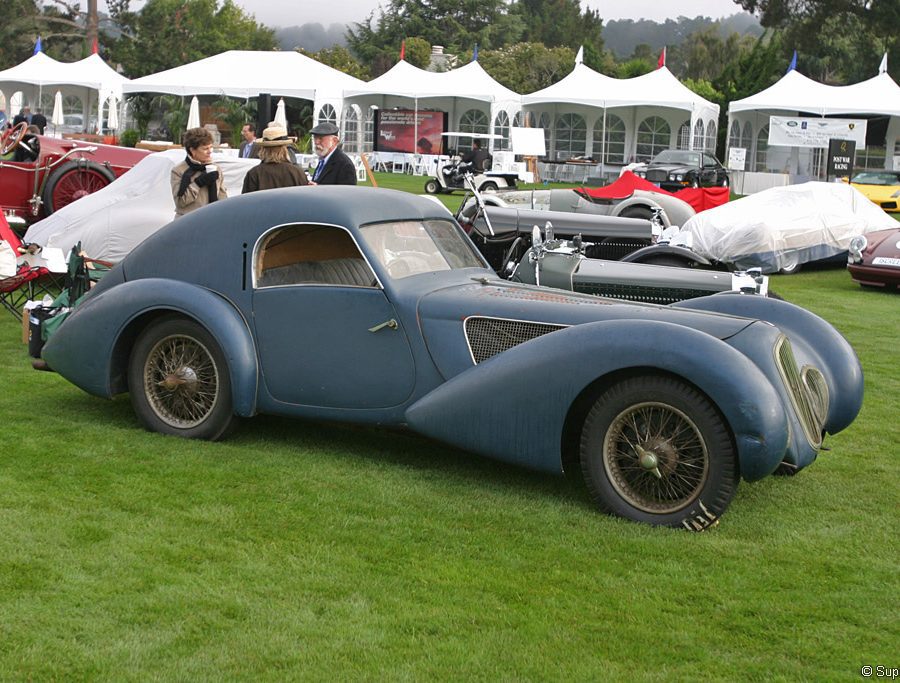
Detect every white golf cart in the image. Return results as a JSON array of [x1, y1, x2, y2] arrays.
[[423, 132, 519, 195]]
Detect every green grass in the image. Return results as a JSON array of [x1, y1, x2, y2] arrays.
[[1, 191, 898, 678]]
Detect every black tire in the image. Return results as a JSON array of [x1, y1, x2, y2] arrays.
[[580, 375, 738, 529], [424, 179, 439, 194], [41, 160, 115, 214], [479, 181, 498, 192], [128, 316, 234, 440], [720, 175, 730, 188], [619, 205, 653, 221]]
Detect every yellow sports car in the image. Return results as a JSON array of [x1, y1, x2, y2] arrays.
[[849, 170, 900, 213]]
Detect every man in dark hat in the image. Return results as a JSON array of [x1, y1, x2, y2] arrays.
[[308, 121, 357, 186]]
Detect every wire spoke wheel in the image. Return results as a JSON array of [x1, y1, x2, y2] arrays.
[[128, 316, 234, 440], [580, 375, 738, 529], [42, 160, 115, 214], [143, 334, 220, 429], [603, 401, 708, 514]]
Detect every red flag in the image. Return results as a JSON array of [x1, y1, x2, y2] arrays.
[[400, 40, 405, 61], [657, 47, 666, 69], [91, 38, 98, 54]]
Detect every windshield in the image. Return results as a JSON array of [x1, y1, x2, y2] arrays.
[[851, 172, 900, 186], [651, 150, 700, 166], [360, 219, 485, 279]]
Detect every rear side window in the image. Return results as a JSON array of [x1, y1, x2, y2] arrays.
[[255, 224, 376, 288]]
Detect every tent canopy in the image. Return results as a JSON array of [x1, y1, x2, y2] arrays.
[[122, 50, 365, 100], [0, 52, 127, 99], [523, 64, 719, 120], [729, 69, 900, 117], [344, 59, 518, 104]]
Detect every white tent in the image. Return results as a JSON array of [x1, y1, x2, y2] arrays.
[[727, 68, 900, 176], [342, 60, 521, 153], [522, 64, 720, 164], [0, 52, 128, 130], [122, 50, 366, 131]]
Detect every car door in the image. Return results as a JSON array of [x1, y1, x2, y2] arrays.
[[252, 223, 416, 409], [701, 154, 719, 186]]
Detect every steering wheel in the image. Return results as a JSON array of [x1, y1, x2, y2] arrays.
[[1, 122, 28, 156]]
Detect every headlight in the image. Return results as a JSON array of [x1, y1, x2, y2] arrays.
[[675, 173, 684, 182], [848, 235, 867, 262]]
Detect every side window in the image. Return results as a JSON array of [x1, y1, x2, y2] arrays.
[[255, 224, 376, 288]]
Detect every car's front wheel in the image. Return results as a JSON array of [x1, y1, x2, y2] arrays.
[[580, 375, 738, 529], [128, 316, 234, 440], [424, 179, 439, 194]]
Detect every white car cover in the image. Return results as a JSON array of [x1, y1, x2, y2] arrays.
[[24, 150, 258, 263], [683, 182, 897, 273]]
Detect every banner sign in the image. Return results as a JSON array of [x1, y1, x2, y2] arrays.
[[374, 110, 447, 154], [827, 138, 856, 177], [768, 116, 867, 148]]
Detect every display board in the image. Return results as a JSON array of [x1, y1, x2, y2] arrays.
[[374, 109, 447, 154], [768, 116, 867, 148]]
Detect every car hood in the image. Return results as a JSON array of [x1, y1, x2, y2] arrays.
[[647, 163, 695, 174], [865, 228, 900, 258], [415, 279, 755, 379]]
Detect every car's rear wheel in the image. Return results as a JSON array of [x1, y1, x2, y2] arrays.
[[128, 316, 234, 440], [778, 252, 802, 275], [580, 375, 738, 529], [479, 181, 498, 192], [41, 160, 115, 214]]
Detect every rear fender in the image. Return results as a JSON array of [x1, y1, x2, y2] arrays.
[[406, 319, 788, 480], [42, 278, 259, 416], [674, 295, 864, 434], [623, 244, 711, 267]]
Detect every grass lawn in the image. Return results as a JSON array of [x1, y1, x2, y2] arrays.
[[0, 179, 897, 679]]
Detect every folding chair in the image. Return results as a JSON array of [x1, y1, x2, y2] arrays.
[[0, 213, 60, 321]]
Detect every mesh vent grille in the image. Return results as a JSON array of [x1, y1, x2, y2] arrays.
[[575, 282, 710, 304], [645, 169, 668, 182], [776, 336, 824, 448], [465, 317, 566, 364]]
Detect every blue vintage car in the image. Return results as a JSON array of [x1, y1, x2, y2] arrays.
[[41, 187, 864, 529]]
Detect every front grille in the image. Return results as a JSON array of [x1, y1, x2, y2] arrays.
[[575, 281, 710, 304], [585, 240, 645, 260], [775, 336, 825, 448], [645, 169, 668, 182], [465, 316, 566, 364]]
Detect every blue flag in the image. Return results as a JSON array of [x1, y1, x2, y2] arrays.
[[33, 36, 42, 54], [786, 49, 797, 74], [472, 44, 478, 62]]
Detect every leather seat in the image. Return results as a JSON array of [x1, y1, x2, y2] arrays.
[[259, 258, 375, 288]]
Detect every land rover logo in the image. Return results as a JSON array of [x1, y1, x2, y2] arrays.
[[787, 121, 798, 127], [849, 123, 856, 129]]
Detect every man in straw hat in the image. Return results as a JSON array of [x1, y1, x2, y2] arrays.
[[241, 124, 309, 193], [308, 122, 357, 186]]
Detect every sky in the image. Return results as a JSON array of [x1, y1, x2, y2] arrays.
[[96, 0, 748, 29]]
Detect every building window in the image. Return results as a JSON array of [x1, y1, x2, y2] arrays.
[[592, 113, 625, 163], [706, 121, 717, 154], [742, 122, 753, 150], [493, 110, 510, 151], [341, 105, 360, 153], [364, 107, 375, 153], [636, 116, 671, 161], [554, 113, 586, 161], [755, 125, 769, 171], [677, 121, 691, 150], [317, 104, 336, 127], [692, 119, 705, 151], [728, 121, 741, 151], [458, 108, 489, 149]]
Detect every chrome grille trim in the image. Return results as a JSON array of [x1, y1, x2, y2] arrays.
[[802, 366, 829, 427], [464, 316, 567, 364], [775, 336, 824, 448]]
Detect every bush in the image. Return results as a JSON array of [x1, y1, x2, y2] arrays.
[[119, 129, 140, 148]]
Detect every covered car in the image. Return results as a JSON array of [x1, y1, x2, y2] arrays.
[[847, 227, 900, 289], [40, 186, 863, 529], [682, 182, 898, 273], [0, 123, 149, 229]]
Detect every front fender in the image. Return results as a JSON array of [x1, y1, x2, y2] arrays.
[[674, 294, 864, 434], [406, 320, 788, 481], [622, 244, 712, 267], [42, 278, 259, 417]]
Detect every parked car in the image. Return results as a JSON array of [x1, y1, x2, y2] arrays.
[[847, 227, 900, 289], [40, 186, 863, 529], [632, 150, 729, 191], [846, 170, 900, 214], [680, 182, 898, 274], [0, 122, 149, 229]]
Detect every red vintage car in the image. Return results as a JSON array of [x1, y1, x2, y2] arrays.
[[0, 122, 149, 230]]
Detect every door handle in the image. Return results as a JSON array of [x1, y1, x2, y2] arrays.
[[368, 318, 398, 333]]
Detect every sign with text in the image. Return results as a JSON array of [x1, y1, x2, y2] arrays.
[[827, 138, 856, 178], [768, 116, 867, 149], [374, 109, 447, 154], [727, 147, 746, 171]]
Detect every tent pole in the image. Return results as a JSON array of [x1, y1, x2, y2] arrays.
[[601, 106, 607, 176]]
